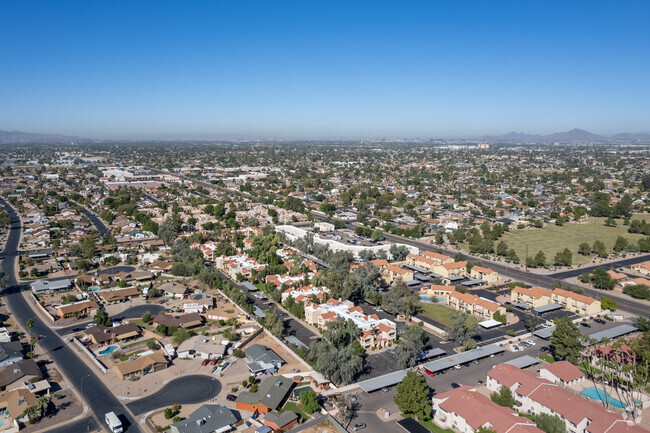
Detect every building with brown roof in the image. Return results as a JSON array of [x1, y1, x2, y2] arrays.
[[55, 300, 99, 319], [382, 265, 414, 285], [487, 363, 646, 433], [98, 287, 141, 303], [0, 359, 42, 390], [550, 288, 601, 315], [0, 388, 37, 428], [85, 323, 141, 345], [114, 351, 168, 380], [470, 265, 499, 284], [510, 286, 552, 308], [433, 261, 468, 279], [432, 385, 543, 433], [539, 360, 585, 386]]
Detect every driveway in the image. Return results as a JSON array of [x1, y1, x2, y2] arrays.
[[126, 375, 222, 415]]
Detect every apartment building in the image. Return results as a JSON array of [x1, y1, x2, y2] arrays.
[[550, 288, 601, 315], [446, 290, 505, 321], [510, 286, 552, 308], [487, 364, 645, 433], [304, 299, 397, 350]]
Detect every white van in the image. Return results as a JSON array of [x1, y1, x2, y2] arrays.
[[105, 412, 123, 433]]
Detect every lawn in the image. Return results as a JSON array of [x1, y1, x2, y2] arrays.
[[402, 414, 454, 433], [418, 302, 479, 328], [539, 355, 555, 364], [495, 215, 649, 266], [281, 402, 309, 421]]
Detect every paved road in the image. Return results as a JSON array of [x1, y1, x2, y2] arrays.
[[548, 255, 650, 279], [126, 375, 221, 415], [44, 416, 101, 433], [375, 229, 650, 317], [78, 205, 108, 237], [55, 304, 165, 336], [0, 198, 142, 433]]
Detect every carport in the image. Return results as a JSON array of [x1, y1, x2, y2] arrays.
[[505, 355, 539, 369], [358, 369, 408, 393], [415, 348, 446, 362], [397, 417, 431, 433], [462, 279, 485, 287], [534, 326, 556, 340], [533, 303, 563, 315], [479, 319, 502, 329], [242, 282, 258, 292], [421, 345, 505, 373], [584, 324, 638, 345]]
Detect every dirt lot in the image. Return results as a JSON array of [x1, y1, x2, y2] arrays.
[[22, 388, 84, 433], [242, 331, 308, 376]]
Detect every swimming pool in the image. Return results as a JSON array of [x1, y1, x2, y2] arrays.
[[581, 387, 626, 408], [98, 345, 119, 355], [88, 286, 100, 292], [420, 296, 446, 303]]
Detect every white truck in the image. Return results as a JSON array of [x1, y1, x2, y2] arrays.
[[105, 412, 123, 433]]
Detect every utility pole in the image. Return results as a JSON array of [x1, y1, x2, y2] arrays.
[[525, 244, 528, 272]]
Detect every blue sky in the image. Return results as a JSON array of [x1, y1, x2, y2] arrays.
[[1, 1, 649, 139]]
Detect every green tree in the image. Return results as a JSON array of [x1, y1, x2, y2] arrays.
[[600, 296, 617, 311], [299, 389, 320, 414], [592, 240, 608, 258], [394, 371, 432, 421], [389, 244, 410, 261], [445, 310, 479, 344], [553, 248, 572, 267], [490, 385, 515, 408], [550, 316, 583, 363], [262, 307, 286, 337], [94, 308, 112, 326], [496, 240, 508, 256], [142, 312, 153, 324], [534, 413, 566, 433], [371, 229, 385, 241], [395, 325, 428, 369], [613, 236, 629, 252], [578, 242, 591, 256]]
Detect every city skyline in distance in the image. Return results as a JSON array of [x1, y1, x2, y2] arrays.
[[1, 1, 649, 139]]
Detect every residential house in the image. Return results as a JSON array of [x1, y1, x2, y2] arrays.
[[630, 260, 650, 276], [55, 300, 99, 319], [245, 344, 285, 376], [0, 343, 24, 367], [97, 287, 141, 303], [169, 404, 238, 433], [0, 360, 42, 391], [30, 278, 72, 294], [158, 282, 188, 299], [0, 388, 38, 430], [114, 351, 168, 380], [85, 323, 141, 346], [177, 336, 227, 360], [236, 376, 293, 414], [263, 411, 298, 431]]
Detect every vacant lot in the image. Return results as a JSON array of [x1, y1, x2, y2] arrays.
[[497, 215, 649, 266], [419, 302, 478, 328]]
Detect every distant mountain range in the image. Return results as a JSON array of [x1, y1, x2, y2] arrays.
[[0, 130, 85, 142], [483, 128, 650, 143]]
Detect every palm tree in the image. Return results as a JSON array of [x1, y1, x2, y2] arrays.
[[26, 319, 34, 335], [37, 395, 51, 417], [28, 336, 37, 358], [22, 405, 40, 424]]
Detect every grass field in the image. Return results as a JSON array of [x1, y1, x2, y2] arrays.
[[281, 402, 309, 421], [495, 215, 649, 266], [418, 302, 479, 328]]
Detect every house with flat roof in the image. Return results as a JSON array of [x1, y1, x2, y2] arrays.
[[177, 336, 227, 360]]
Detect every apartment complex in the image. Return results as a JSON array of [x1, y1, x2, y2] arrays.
[[510, 286, 602, 316], [446, 290, 506, 321]]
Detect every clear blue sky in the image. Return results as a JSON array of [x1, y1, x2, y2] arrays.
[[1, 1, 649, 139]]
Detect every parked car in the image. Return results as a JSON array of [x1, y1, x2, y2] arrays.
[[594, 318, 606, 324], [347, 394, 357, 402], [201, 358, 210, 366], [462, 362, 470, 367], [387, 348, 396, 355], [424, 368, 435, 377], [352, 423, 366, 431], [580, 322, 591, 328], [540, 346, 549, 352], [454, 365, 462, 370], [210, 358, 219, 365], [226, 394, 237, 402], [451, 383, 461, 388], [382, 387, 389, 393], [525, 339, 536, 346]]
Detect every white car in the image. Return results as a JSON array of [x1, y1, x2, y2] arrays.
[[525, 339, 536, 346]]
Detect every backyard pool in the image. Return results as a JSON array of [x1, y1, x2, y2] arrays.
[[98, 345, 119, 355], [581, 387, 626, 409], [420, 296, 446, 303], [88, 286, 100, 292]]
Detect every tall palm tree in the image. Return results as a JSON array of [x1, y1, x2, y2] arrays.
[[26, 319, 34, 335]]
